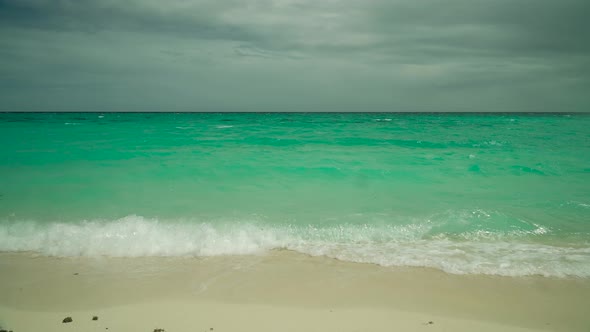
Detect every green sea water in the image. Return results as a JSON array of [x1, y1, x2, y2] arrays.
[[1, 112, 589, 277]]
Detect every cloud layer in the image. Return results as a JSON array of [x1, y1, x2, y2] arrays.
[[1, 0, 589, 111]]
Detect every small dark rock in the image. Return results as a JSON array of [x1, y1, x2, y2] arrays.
[[428, 321, 434, 325], [154, 329, 165, 332], [73, 273, 79, 275], [62, 317, 73, 323], [210, 328, 214, 331], [92, 316, 98, 321]]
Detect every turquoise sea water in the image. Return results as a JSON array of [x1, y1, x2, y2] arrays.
[[1, 112, 589, 277]]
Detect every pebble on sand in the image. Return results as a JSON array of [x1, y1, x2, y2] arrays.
[[92, 316, 98, 321], [62, 317, 73, 323]]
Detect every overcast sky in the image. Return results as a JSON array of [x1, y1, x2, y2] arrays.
[[1, 0, 589, 112]]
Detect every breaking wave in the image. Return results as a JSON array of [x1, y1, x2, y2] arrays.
[[1, 215, 589, 278]]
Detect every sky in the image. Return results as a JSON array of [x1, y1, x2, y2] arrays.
[[0, 0, 589, 112]]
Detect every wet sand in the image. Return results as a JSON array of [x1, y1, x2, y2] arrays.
[[1, 251, 589, 332]]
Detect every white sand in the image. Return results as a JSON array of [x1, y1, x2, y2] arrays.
[[1, 251, 589, 332]]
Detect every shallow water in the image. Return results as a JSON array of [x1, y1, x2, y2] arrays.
[[1, 112, 589, 277]]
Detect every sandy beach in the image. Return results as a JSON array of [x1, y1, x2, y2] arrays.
[[1, 251, 589, 332]]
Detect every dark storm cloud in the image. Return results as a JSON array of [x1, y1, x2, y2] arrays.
[[0, 0, 261, 42], [0, 0, 588, 111]]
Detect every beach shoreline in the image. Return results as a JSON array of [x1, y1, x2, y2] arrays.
[[1, 251, 589, 332]]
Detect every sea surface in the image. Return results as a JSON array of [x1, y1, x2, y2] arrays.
[[1, 112, 589, 278]]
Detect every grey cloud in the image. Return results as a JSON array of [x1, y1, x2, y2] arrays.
[[233, 44, 304, 60], [0, 0, 261, 42], [367, 0, 590, 59], [0, 0, 588, 111]]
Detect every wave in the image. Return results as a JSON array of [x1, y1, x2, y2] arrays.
[[1, 215, 589, 278]]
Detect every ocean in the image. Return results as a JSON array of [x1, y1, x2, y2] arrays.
[[1, 112, 589, 278]]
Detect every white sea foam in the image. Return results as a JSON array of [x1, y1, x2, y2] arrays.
[[1, 215, 589, 278]]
